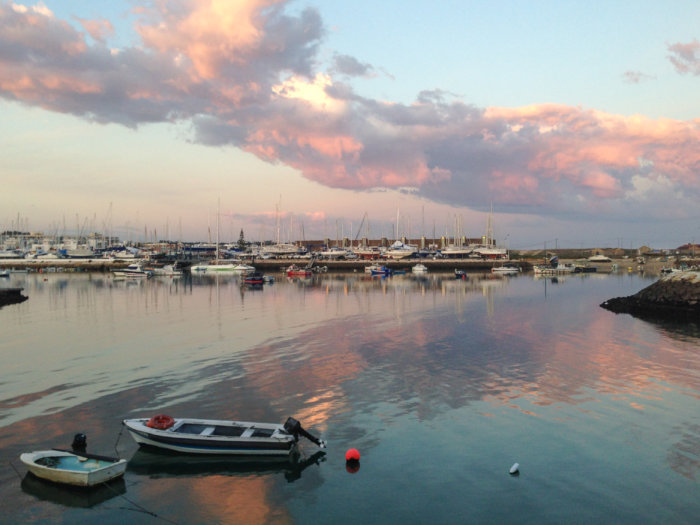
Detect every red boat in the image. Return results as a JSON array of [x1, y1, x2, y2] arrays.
[[286, 265, 312, 277], [243, 272, 264, 285]]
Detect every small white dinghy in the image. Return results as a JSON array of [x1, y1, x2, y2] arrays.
[[20, 450, 127, 487]]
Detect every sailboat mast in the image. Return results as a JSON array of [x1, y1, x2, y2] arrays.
[[216, 199, 220, 262], [395, 208, 400, 241]]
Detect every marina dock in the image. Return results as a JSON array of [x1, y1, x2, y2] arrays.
[[0, 258, 532, 273]]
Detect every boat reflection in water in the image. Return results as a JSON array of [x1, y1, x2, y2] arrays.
[[127, 448, 326, 483], [21, 473, 126, 508]]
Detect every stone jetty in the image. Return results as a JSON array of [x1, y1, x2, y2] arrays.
[[601, 270, 700, 319]]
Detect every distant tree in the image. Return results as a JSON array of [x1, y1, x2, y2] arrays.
[[237, 229, 246, 250]]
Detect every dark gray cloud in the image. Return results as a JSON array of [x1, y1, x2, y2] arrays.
[[622, 70, 655, 84], [668, 39, 700, 75], [331, 53, 375, 77]]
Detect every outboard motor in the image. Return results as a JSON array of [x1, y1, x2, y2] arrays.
[[284, 417, 327, 448], [72, 433, 87, 452]]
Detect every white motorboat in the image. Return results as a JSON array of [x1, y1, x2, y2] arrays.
[[123, 415, 326, 456], [190, 262, 255, 273], [148, 264, 183, 276], [111, 263, 153, 278], [491, 265, 520, 275], [20, 450, 127, 487], [412, 263, 428, 273]]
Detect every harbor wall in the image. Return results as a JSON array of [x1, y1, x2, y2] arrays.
[[601, 271, 700, 319]]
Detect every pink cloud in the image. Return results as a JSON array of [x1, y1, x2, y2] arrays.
[[488, 171, 541, 205], [0, 1, 699, 222], [75, 17, 114, 43], [135, 0, 273, 79]]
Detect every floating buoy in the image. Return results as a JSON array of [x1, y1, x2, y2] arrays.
[[345, 448, 360, 473], [509, 462, 520, 475]]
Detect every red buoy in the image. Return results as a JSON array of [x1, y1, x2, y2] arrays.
[[345, 448, 360, 461]]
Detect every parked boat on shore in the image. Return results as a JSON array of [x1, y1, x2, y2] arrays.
[[384, 240, 418, 260]]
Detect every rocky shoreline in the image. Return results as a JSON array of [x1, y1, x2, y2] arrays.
[[601, 271, 700, 320]]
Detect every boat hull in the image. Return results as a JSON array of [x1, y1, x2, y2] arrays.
[[491, 266, 520, 275], [123, 418, 297, 456], [20, 451, 127, 487]]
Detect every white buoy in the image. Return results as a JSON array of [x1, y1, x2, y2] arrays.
[[509, 462, 520, 475]]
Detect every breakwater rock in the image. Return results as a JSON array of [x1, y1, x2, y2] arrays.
[[601, 271, 700, 320]]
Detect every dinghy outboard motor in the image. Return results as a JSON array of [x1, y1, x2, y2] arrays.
[[72, 433, 87, 452], [284, 417, 327, 448]]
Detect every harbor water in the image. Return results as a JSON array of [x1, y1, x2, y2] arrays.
[[1, 270, 698, 524]]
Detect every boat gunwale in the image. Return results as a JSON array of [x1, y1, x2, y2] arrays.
[[123, 418, 295, 449]]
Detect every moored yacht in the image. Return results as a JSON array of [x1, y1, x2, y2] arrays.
[[191, 261, 255, 274], [112, 263, 153, 278], [533, 256, 575, 275]]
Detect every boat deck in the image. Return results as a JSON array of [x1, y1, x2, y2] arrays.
[[173, 423, 277, 438]]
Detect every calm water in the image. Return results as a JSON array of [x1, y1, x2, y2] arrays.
[[1, 270, 698, 524]]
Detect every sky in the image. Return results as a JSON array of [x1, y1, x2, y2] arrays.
[[1, 0, 700, 250]]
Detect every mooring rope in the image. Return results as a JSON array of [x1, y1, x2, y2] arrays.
[[8, 458, 23, 481], [113, 422, 125, 457], [99, 481, 180, 524]]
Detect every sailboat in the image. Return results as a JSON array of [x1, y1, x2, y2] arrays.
[[259, 199, 306, 258], [384, 208, 417, 259], [470, 204, 507, 260], [191, 201, 255, 274], [441, 214, 473, 258]]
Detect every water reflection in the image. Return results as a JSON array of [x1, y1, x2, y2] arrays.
[[21, 474, 126, 508], [128, 448, 326, 483], [1, 271, 699, 523]]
